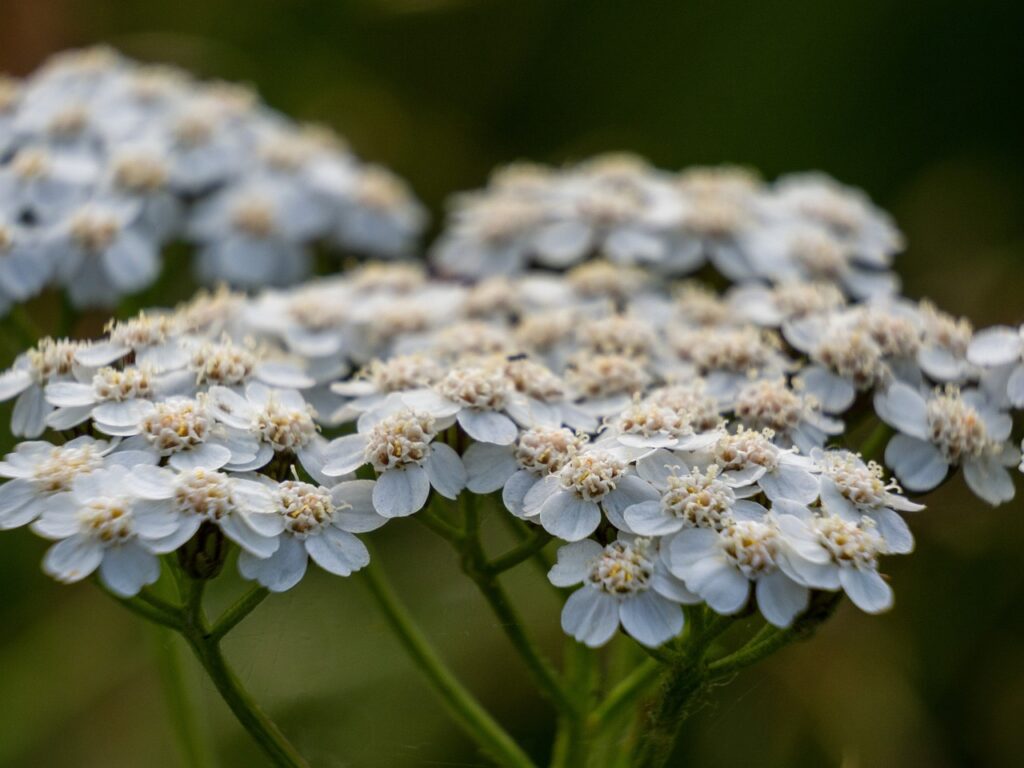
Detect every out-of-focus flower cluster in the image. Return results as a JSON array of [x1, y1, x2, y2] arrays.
[[432, 155, 903, 300], [0, 47, 425, 314], [2, 191, 1020, 649]]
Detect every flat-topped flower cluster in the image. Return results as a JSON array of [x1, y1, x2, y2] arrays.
[[0, 47, 424, 313], [432, 155, 902, 300], [2, 207, 1020, 649]]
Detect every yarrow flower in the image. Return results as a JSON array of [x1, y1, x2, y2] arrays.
[[0, 46, 426, 317], [2, 120, 1021, 761]]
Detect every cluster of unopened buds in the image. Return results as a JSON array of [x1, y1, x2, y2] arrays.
[[0, 47, 424, 313], [1, 48, 1020, 768]]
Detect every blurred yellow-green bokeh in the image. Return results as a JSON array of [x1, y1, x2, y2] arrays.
[[1, 1, 1023, 766]]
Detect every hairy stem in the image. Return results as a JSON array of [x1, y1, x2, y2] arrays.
[[707, 592, 843, 679], [590, 657, 661, 729], [361, 555, 536, 768]]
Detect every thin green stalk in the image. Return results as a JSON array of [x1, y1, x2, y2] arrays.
[[211, 586, 270, 641], [498, 513, 556, 576], [548, 640, 593, 768], [858, 420, 893, 463], [631, 657, 709, 768], [7, 305, 43, 346], [96, 581, 182, 630], [185, 634, 311, 768], [416, 505, 466, 542], [361, 556, 536, 768], [458, 496, 577, 717], [630, 611, 736, 768], [707, 592, 843, 679], [487, 530, 551, 574], [99, 570, 310, 768], [590, 657, 661, 729], [153, 628, 217, 768]]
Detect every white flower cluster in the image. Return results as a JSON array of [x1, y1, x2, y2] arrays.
[[0, 156, 1019, 652], [0, 47, 425, 313], [431, 155, 902, 299]]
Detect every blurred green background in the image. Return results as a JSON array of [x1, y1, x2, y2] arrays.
[[2, 1, 1024, 766]]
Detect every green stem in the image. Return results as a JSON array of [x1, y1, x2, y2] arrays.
[[548, 640, 593, 768], [97, 582, 183, 630], [630, 611, 735, 768], [211, 586, 270, 641], [707, 592, 842, 679], [184, 634, 311, 768], [361, 556, 536, 768], [631, 657, 709, 768], [858, 420, 892, 463], [99, 573, 310, 768], [487, 530, 551, 574], [590, 658, 661, 729], [416, 505, 466, 543], [7, 305, 44, 346], [458, 497, 577, 717], [153, 627, 217, 768]]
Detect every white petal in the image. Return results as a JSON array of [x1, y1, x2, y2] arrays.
[[561, 587, 619, 648], [539, 492, 602, 541], [683, 556, 750, 614], [755, 572, 809, 628], [873, 382, 929, 439], [502, 470, 540, 518], [636, 449, 687, 489], [93, 400, 154, 432], [44, 381, 96, 407], [798, 366, 856, 413], [963, 456, 1016, 506], [602, 475, 660, 522], [169, 442, 232, 472], [967, 326, 1022, 367], [839, 567, 893, 613], [759, 465, 820, 505], [123, 464, 175, 499], [424, 443, 467, 499], [99, 542, 161, 597], [322, 434, 369, 476], [456, 409, 518, 446], [664, 528, 722, 570], [884, 435, 948, 492], [650, 561, 701, 604], [45, 404, 93, 431], [619, 591, 684, 648], [402, 389, 460, 418], [1007, 364, 1024, 409], [463, 442, 518, 493], [522, 474, 561, 517], [330, 479, 387, 532], [132, 499, 181, 538], [75, 342, 130, 368], [548, 539, 603, 587], [13, 387, 50, 438], [305, 527, 369, 577], [0, 368, 32, 401], [623, 501, 682, 536], [0, 477, 35, 526], [238, 536, 308, 592], [43, 535, 104, 583], [219, 513, 280, 558], [373, 465, 430, 517]]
